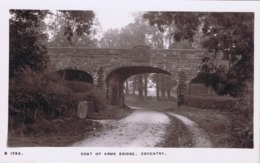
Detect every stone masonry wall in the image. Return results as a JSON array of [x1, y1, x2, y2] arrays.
[[47, 47, 206, 81], [47, 46, 206, 106]]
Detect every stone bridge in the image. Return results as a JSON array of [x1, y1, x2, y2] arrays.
[[47, 45, 207, 106]]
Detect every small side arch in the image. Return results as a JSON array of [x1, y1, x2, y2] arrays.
[[56, 69, 94, 83]]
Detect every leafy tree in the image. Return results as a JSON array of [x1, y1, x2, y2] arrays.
[[143, 12, 254, 97], [99, 15, 165, 49], [47, 10, 97, 47], [9, 10, 50, 77], [9, 10, 97, 77], [201, 13, 253, 97], [59, 10, 95, 43], [9, 10, 100, 130], [99, 29, 121, 48], [143, 12, 202, 41]]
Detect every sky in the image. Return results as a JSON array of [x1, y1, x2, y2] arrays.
[[94, 10, 136, 31], [44, 10, 137, 40]]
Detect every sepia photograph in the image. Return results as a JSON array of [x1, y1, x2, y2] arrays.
[[0, 0, 259, 163], [7, 9, 254, 148]]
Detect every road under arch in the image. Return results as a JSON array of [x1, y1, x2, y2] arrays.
[[105, 66, 172, 106]]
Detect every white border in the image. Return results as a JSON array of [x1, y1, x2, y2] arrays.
[[0, 1, 259, 163]]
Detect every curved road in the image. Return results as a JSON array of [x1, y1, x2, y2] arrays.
[[73, 107, 212, 147]]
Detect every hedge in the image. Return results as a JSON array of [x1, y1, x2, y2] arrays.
[[9, 91, 75, 125], [184, 95, 236, 111], [183, 94, 253, 148]]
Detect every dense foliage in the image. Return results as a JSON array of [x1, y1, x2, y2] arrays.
[[9, 68, 74, 128], [184, 95, 236, 111], [144, 12, 254, 147], [9, 10, 100, 131], [143, 12, 254, 97], [60, 10, 95, 38], [8, 68, 107, 129], [9, 10, 50, 77], [9, 10, 96, 77], [48, 10, 98, 47]]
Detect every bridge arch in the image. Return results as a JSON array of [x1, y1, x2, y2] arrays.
[[105, 66, 174, 106], [105, 66, 172, 84], [56, 69, 94, 83]]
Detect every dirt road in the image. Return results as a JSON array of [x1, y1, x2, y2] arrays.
[[73, 107, 212, 147]]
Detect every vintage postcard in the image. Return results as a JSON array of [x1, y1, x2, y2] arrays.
[[0, 0, 259, 163]]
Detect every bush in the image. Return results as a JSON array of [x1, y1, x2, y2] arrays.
[[60, 81, 95, 93], [9, 90, 75, 125], [183, 94, 253, 148], [229, 94, 253, 148], [9, 68, 109, 132], [184, 95, 236, 111], [9, 68, 73, 95], [229, 112, 253, 148], [9, 68, 76, 128]]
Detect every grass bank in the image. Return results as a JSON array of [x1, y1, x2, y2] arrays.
[[170, 106, 232, 147], [156, 116, 193, 147], [125, 94, 251, 148], [8, 117, 104, 147], [8, 106, 132, 147]]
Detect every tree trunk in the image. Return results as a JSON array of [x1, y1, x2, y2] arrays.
[[144, 73, 148, 100], [156, 74, 160, 101], [125, 79, 129, 95], [138, 74, 144, 101], [132, 76, 137, 95], [161, 74, 166, 100]]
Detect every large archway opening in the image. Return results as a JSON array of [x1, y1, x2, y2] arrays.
[[105, 66, 176, 107]]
